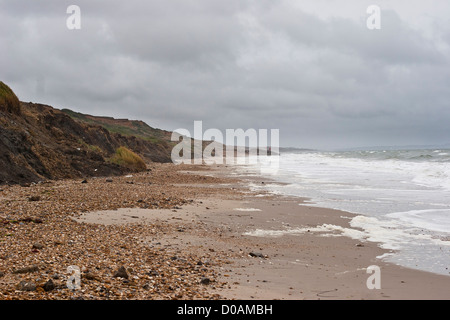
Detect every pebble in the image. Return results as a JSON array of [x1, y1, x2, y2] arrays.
[[32, 243, 44, 250], [0, 163, 231, 300], [12, 265, 39, 274], [113, 266, 129, 279], [249, 252, 266, 258], [43, 279, 55, 292], [17, 281, 36, 292]]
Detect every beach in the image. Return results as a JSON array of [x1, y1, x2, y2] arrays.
[[0, 163, 449, 300]]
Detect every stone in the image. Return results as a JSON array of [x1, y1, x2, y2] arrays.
[[200, 277, 211, 285], [17, 281, 36, 292], [43, 279, 55, 292], [32, 243, 44, 250], [249, 252, 265, 258], [81, 179, 88, 184], [113, 266, 129, 279], [19, 217, 43, 224], [83, 272, 99, 281], [12, 265, 39, 274]]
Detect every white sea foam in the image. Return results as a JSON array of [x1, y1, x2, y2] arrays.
[[233, 208, 261, 212], [386, 209, 450, 234], [243, 223, 367, 240], [238, 149, 450, 275], [243, 216, 450, 250]]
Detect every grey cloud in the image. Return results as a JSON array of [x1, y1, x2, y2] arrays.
[[1, 1, 450, 149], [258, 5, 444, 65]]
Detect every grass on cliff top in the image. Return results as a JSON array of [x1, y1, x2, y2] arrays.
[[0, 81, 21, 114], [61, 108, 170, 143], [110, 146, 147, 171]]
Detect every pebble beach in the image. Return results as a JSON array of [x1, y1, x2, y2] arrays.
[[0, 164, 240, 300], [1, 163, 449, 300]]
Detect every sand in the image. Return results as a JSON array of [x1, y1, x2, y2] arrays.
[[78, 165, 450, 299], [1, 163, 449, 300]]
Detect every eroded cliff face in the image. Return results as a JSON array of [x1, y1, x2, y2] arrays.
[[0, 101, 173, 185]]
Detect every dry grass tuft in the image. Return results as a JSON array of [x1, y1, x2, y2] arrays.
[[110, 146, 147, 171], [0, 81, 21, 114]]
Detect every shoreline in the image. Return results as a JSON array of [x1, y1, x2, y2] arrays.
[[0, 163, 449, 300], [185, 164, 450, 299]]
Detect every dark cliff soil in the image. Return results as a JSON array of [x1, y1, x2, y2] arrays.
[[0, 102, 174, 185]]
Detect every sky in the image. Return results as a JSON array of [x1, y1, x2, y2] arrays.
[[1, 0, 450, 150]]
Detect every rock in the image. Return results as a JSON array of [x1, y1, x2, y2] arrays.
[[12, 265, 39, 274], [33, 218, 43, 224], [17, 280, 36, 292], [249, 252, 266, 258], [113, 266, 129, 279], [28, 196, 40, 202], [81, 179, 88, 184], [43, 279, 55, 292], [32, 243, 44, 250], [200, 277, 211, 285], [356, 243, 364, 247], [83, 272, 99, 281], [106, 178, 113, 183], [0, 271, 4, 277], [19, 217, 43, 224]]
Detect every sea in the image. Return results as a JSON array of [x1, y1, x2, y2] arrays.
[[233, 148, 450, 276]]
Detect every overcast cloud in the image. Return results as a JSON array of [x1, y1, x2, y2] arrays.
[[1, 0, 450, 149]]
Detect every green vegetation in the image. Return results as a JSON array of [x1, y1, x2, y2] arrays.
[[0, 81, 20, 114], [61, 108, 170, 143], [110, 146, 147, 171]]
